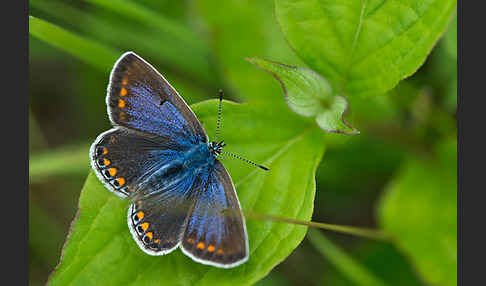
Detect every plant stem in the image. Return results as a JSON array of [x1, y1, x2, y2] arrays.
[[245, 211, 393, 241]]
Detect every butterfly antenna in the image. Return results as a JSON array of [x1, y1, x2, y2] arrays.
[[214, 89, 224, 142], [221, 151, 269, 171]]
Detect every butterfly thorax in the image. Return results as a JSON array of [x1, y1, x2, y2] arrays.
[[181, 142, 217, 170]]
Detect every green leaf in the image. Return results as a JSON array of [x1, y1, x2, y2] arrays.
[[29, 16, 120, 72], [30, 0, 219, 93], [441, 13, 457, 112], [377, 140, 456, 286], [29, 143, 90, 184], [443, 13, 457, 61], [86, 0, 207, 52], [275, 0, 457, 97], [83, 0, 218, 85], [248, 58, 359, 135], [195, 0, 305, 102], [48, 100, 326, 285], [307, 229, 387, 286], [321, 241, 426, 286]]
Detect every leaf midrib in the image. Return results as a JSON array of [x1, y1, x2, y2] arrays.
[[235, 125, 316, 188], [341, 0, 446, 93], [341, 0, 368, 93]]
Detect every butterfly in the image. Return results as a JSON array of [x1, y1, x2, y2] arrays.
[[89, 52, 268, 268]]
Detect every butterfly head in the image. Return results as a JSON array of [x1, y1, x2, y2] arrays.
[[210, 90, 269, 171], [208, 140, 226, 157]]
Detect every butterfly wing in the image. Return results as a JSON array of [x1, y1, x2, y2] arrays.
[[127, 171, 205, 255], [91, 51, 206, 197], [106, 51, 207, 144], [90, 128, 183, 197], [181, 160, 249, 268]]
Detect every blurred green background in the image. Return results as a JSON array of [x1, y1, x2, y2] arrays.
[[29, 0, 457, 285]]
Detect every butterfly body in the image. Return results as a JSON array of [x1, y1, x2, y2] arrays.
[[90, 52, 251, 268], [135, 142, 216, 196]]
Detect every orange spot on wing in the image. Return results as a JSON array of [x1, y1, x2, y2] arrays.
[[146, 232, 153, 240], [103, 158, 111, 166], [207, 245, 215, 252], [108, 168, 117, 177], [116, 177, 125, 187], [141, 222, 149, 231], [118, 99, 126, 108], [103, 147, 108, 155], [127, 186, 135, 193], [122, 78, 128, 85], [120, 87, 127, 96], [136, 211, 144, 220], [154, 239, 160, 243], [197, 242, 205, 249], [216, 249, 224, 255], [187, 238, 195, 244]]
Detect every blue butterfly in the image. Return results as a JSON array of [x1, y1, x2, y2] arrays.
[[90, 52, 268, 268]]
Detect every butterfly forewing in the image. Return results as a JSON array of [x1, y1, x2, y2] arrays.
[[107, 52, 207, 143], [90, 128, 183, 197], [181, 161, 248, 268]]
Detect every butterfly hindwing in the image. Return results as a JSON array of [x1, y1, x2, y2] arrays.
[[181, 160, 248, 268], [127, 171, 204, 255], [107, 51, 207, 144]]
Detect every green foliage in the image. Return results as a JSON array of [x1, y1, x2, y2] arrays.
[[48, 100, 326, 285], [321, 241, 426, 286], [308, 229, 387, 286], [84, 0, 217, 84], [29, 143, 90, 184], [29, 0, 457, 285], [247, 58, 359, 135], [195, 0, 305, 102], [29, 16, 119, 72], [378, 140, 457, 286], [275, 0, 457, 97]]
